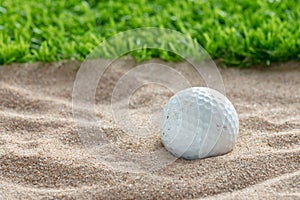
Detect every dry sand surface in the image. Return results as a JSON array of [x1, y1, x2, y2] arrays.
[[0, 59, 299, 199]]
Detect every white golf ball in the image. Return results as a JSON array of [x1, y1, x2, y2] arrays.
[[161, 87, 239, 160]]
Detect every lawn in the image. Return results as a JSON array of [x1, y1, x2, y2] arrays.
[[0, 0, 299, 66]]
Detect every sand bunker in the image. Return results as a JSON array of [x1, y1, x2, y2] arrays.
[[0, 59, 299, 199]]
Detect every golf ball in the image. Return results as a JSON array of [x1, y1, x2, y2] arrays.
[[161, 87, 239, 160]]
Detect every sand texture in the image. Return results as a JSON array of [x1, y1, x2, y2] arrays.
[[0, 59, 299, 199]]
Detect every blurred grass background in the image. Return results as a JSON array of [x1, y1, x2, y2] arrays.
[[0, 0, 299, 66]]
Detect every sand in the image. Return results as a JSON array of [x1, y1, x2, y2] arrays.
[[0, 59, 299, 199]]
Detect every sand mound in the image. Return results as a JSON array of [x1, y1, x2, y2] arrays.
[[0, 60, 299, 199]]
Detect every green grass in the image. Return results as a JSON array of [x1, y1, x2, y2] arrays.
[[0, 0, 300, 66]]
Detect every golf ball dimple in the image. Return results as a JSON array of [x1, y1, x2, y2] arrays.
[[160, 87, 239, 160]]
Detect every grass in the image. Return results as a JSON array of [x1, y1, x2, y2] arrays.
[[0, 0, 299, 66]]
